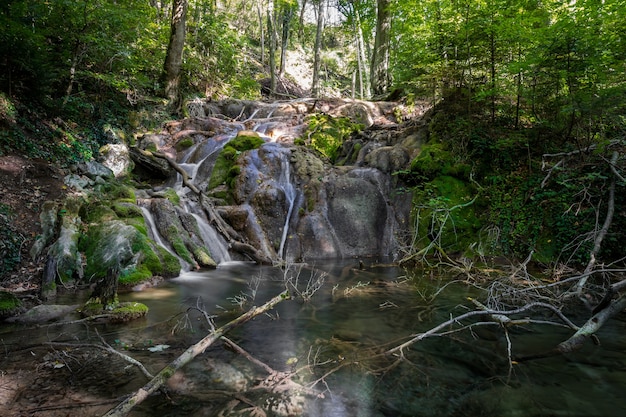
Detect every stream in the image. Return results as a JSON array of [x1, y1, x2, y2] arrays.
[[3, 262, 625, 416]]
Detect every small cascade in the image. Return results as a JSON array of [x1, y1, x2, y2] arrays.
[[190, 213, 231, 264], [139, 205, 189, 272], [277, 153, 297, 260]]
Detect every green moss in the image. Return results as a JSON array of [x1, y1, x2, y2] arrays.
[[176, 137, 194, 151], [81, 299, 148, 322], [208, 134, 265, 190], [157, 246, 182, 277], [110, 302, 148, 321], [163, 188, 180, 206], [172, 238, 194, 264], [112, 202, 143, 218], [302, 115, 363, 162], [412, 176, 482, 254], [0, 291, 21, 314], [120, 265, 153, 285], [192, 247, 216, 268], [80, 203, 118, 223], [410, 143, 451, 179], [128, 218, 148, 235]]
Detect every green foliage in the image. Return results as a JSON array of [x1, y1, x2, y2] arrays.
[[411, 176, 482, 253], [303, 115, 363, 161]]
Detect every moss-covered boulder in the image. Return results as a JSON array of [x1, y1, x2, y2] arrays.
[[208, 133, 265, 191], [79, 219, 181, 286], [149, 198, 216, 268], [80, 299, 148, 323]]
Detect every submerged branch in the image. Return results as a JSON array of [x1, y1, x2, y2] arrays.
[[102, 290, 290, 417]]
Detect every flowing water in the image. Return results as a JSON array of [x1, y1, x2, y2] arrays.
[[2, 262, 626, 416]]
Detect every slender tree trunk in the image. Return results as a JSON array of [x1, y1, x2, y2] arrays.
[[354, 6, 370, 98], [258, 1, 265, 64], [298, 0, 308, 41], [514, 42, 522, 129], [489, 17, 496, 124], [62, 42, 84, 107], [370, 0, 391, 96], [163, 0, 188, 112], [311, 0, 325, 97], [279, 5, 293, 76], [267, 9, 277, 94]]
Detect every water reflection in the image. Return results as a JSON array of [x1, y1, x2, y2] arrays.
[[118, 262, 626, 416], [3, 262, 625, 416]]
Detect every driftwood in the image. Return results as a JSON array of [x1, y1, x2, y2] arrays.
[[102, 290, 290, 417]]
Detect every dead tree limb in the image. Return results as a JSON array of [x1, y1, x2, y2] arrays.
[[557, 294, 626, 354], [102, 290, 290, 417], [387, 301, 579, 357], [150, 150, 202, 196], [575, 151, 619, 296]]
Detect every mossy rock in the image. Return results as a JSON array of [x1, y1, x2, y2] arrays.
[[410, 143, 451, 179], [112, 202, 143, 218], [80, 299, 148, 323], [0, 291, 22, 319], [175, 137, 194, 151], [162, 188, 180, 206], [302, 114, 363, 161], [80, 203, 118, 223], [208, 134, 265, 190]]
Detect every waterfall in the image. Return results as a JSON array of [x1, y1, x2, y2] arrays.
[[139, 206, 188, 272], [277, 153, 296, 260]]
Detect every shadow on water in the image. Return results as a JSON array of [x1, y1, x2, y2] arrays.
[[2, 261, 626, 416]]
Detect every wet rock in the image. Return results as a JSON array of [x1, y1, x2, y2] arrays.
[[6, 304, 78, 324], [76, 160, 114, 180], [363, 145, 410, 173]]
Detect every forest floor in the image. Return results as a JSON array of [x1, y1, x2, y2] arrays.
[[0, 154, 67, 293]]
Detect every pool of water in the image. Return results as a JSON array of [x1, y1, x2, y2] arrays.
[[2, 261, 626, 416]]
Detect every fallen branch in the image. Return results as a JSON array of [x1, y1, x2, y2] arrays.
[[575, 151, 618, 296], [557, 294, 626, 353], [102, 290, 290, 417], [387, 301, 579, 357]]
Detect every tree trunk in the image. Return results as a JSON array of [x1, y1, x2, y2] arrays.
[[279, 5, 293, 76], [91, 267, 119, 308], [102, 290, 290, 417], [370, 0, 391, 96], [354, 6, 370, 98], [311, 0, 325, 97], [298, 0, 308, 41], [267, 9, 277, 94], [257, 0, 265, 64], [163, 0, 188, 112]]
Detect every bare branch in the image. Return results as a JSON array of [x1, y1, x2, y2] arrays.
[[102, 290, 290, 417]]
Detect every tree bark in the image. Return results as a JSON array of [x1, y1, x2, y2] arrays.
[[163, 0, 188, 112], [102, 290, 290, 417], [311, 0, 325, 97], [279, 4, 293, 76], [267, 9, 277, 94], [370, 0, 391, 96]]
